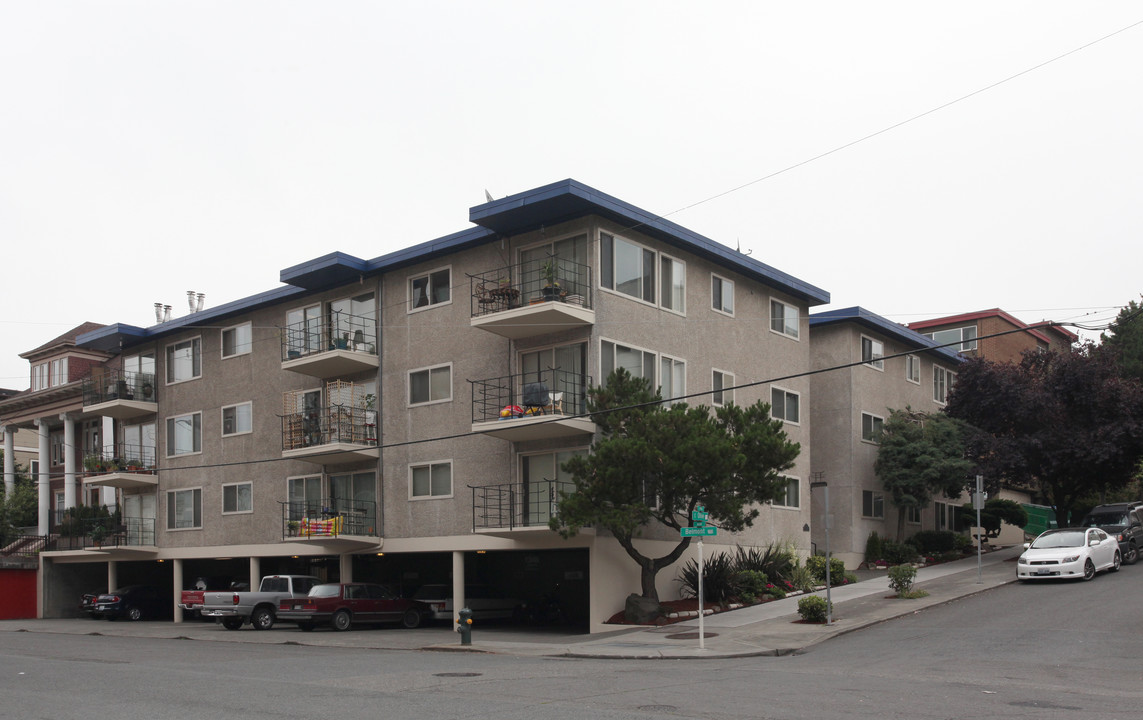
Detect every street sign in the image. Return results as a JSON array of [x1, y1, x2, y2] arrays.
[[681, 526, 717, 537], [691, 510, 708, 522]]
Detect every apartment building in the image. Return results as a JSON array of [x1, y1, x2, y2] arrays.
[[907, 308, 1077, 362], [807, 307, 966, 568], [4, 180, 832, 631]]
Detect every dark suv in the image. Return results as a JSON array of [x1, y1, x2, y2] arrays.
[[1080, 502, 1143, 565]]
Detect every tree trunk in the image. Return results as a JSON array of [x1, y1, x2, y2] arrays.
[[614, 532, 692, 602]]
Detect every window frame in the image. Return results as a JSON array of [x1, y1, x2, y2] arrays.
[[409, 460, 453, 500], [861, 412, 884, 443], [934, 366, 955, 405], [221, 482, 253, 515], [712, 369, 734, 407], [408, 265, 452, 313], [221, 322, 253, 359], [167, 487, 203, 530], [861, 335, 884, 370], [600, 337, 658, 385], [862, 490, 885, 519], [906, 354, 920, 384], [659, 252, 686, 316], [599, 232, 656, 306], [408, 363, 453, 407], [659, 354, 686, 406], [925, 326, 978, 353], [769, 299, 800, 340], [773, 476, 800, 508], [165, 336, 202, 385], [221, 402, 253, 437], [711, 274, 734, 316], [770, 386, 801, 425], [165, 411, 203, 457], [906, 505, 922, 524]]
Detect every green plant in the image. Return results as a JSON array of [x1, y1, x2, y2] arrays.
[[952, 533, 974, 551], [541, 259, 559, 287], [805, 555, 846, 585], [797, 595, 832, 623], [733, 543, 795, 583], [786, 562, 817, 593], [908, 530, 959, 554], [677, 551, 738, 603], [887, 564, 917, 596], [880, 539, 920, 565], [865, 531, 883, 563], [733, 569, 768, 599]]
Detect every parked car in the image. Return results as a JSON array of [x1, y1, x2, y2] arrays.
[[1017, 527, 1122, 581], [1079, 503, 1143, 565], [80, 590, 104, 618], [91, 585, 170, 620], [411, 583, 523, 621], [277, 583, 428, 631]]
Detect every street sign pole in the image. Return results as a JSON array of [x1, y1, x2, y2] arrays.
[[680, 505, 714, 651], [697, 538, 704, 650], [975, 475, 984, 584]]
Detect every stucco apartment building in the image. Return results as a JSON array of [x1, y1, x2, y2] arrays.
[[2, 179, 833, 631]]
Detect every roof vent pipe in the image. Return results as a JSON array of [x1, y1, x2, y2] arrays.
[[187, 290, 197, 313], [154, 303, 163, 323], [163, 305, 172, 323], [196, 293, 205, 313]]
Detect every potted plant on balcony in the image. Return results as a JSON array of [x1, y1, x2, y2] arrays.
[[287, 520, 300, 537], [541, 260, 563, 301]]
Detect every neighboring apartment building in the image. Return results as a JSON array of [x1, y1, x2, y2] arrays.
[[3, 180, 832, 631], [808, 307, 966, 568], [907, 308, 1077, 362]]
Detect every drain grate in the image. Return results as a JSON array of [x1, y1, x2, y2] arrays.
[[433, 672, 483, 678]]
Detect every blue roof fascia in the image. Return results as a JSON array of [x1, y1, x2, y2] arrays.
[[470, 179, 831, 306], [809, 306, 964, 364], [363, 226, 498, 274], [76, 285, 309, 354], [280, 251, 371, 290]]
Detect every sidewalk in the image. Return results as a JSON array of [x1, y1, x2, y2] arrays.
[[0, 547, 1019, 659]]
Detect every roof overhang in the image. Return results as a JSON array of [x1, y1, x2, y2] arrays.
[[810, 306, 964, 364]]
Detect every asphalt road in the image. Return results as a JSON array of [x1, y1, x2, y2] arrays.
[[4, 563, 1141, 720]]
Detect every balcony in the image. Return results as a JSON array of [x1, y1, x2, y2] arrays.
[[469, 259, 594, 340], [472, 480, 574, 534], [470, 368, 595, 441], [82, 370, 157, 420], [282, 406, 379, 465], [281, 312, 378, 378], [82, 444, 158, 490], [281, 498, 380, 550], [51, 516, 157, 555]]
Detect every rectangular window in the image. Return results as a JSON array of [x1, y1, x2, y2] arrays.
[[410, 461, 452, 499], [221, 403, 252, 436], [770, 300, 799, 339], [222, 482, 253, 514], [287, 475, 323, 520], [925, 326, 978, 353], [907, 505, 922, 524], [166, 338, 202, 384], [329, 471, 376, 534], [167, 488, 202, 529], [601, 339, 657, 384], [712, 370, 733, 406], [50, 357, 69, 386], [775, 477, 800, 508], [520, 449, 587, 525], [32, 363, 48, 391], [221, 323, 252, 358], [660, 355, 686, 405], [862, 412, 884, 443], [409, 267, 451, 310], [771, 387, 800, 424], [660, 255, 686, 314], [600, 232, 655, 303], [711, 275, 734, 315], [863, 490, 885, 519], [861, 336, 884, 370], [166, 412, 202, 456], [50, 432, 64, 466], [409, 364, 452, 405], [906, 354, 920, 384], [934, 366, 955, 404]]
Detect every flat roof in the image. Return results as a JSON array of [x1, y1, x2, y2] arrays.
[[810, 306, 964, 364]]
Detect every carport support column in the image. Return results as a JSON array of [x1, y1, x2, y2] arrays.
[[339, 554, 352, 583], [172, 558, 184, 623], [35, 418, 50, 535], [61, 413, 77, 510], [452, 550, 465, 624], [3, 426, 15, 497], [249, 557, 260, 588], [107, 560, 118, 594]]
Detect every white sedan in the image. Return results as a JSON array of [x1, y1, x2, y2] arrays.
[[1018, 527, 1121, 581]]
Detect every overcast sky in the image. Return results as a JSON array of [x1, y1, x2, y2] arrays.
[[2, 2, 1141, 390]]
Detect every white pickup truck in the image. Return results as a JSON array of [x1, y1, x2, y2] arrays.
[[202, 575, 320, 630]]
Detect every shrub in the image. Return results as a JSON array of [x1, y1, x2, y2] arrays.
[[952, 533, 974, 551], [787, 562, 817, 593], [734, 569, 769, 600], [797, 595, 832, 623], [908, 530, 959, 554], [677, 552, 737, 603], [843, 571, 858, 585], [880, 539, 920, 565], [865, 531, 884, 563], [887, 564, 917, 596], [806, 555, 846, 585], [734, 543, 794, 584]]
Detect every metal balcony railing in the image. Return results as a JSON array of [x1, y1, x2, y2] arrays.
[[281, 497, 378, 539], [281, 406, 378, 450], [472, 480, 574, 531], [82, 370, 157, 406], [470, 258, 593, 317], [83, 443, 158, 474], [471, 368, 591, 423], [281, 311, 377, 361], [51, 517, 156, 550]]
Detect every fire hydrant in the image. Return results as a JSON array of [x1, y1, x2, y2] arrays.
[[456, 607, 473, 645]]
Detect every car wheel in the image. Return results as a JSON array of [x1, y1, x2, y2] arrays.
[[126, 606, 143, 621], [331, 610, 352, 632], [250, 607, 274, 631], [221, 617, 243, 631], [1082, 558, 1096, 581], [401, 609, 423, 629], [1110, 551, 1122, 572], [298, 622, 315, 632], [1126, 543, 1139, 565]]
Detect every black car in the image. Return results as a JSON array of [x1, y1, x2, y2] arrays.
[[80, 591, 104, 618], [1080, 503, 1143, 565], [92, 585, 169, 621]]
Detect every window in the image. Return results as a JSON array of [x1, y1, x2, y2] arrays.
[[288, 475, 323, 519], [410, 461, 452, 499], [925, 326, 978, 353], [711, 275, 734, 315], [861, 336, 884, 370], [32, 362, 47, 391], [50, 358, 69, 386], [936, 501, 963, 531], [167, 488, 202, 529], [906, 354, 920, 384], [659, 255, 686, 313], [50, 432, 64, 466], [712, 370, 733, 406], [221, 403, 252, 436], [166, 412, 202, 456], [907, 506, 922, 524], [409, 267, 451, 310], [330, 471, 377, 533], [934, 366, 955, 404], [863, 490, 885, 519], [861, 412, 884, 443], [166, 338, 202, 384], [601, 340, 656, 384], [600, 232, 655, 303], [520, 449, 587, 525], [771, 387, 800, 424], [329, 293, 376, 350], [775, 477, 800, 508], [409, 364, 452, 405], [221, 323, 252, 358], [660, 355, 686, 405], [770, 300, 799, 339], [222, 483, 252, 514], [285, 304, 322, 355]]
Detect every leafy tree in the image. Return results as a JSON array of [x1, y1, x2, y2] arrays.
[[958, 498, 1029, 539], [0, 454, 37, 545], [873, 408, 974, 540], [1100, 296, 1143, 381], [945, 347, 1143, 526], [551, 369, 801, 601]]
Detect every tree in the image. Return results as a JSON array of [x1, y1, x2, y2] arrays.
[[1100, 296, 1143, 381], [958, 498, 1029, 539], [0, 453, 37, 545], [873, 408, 975, 540], [550, 369, 801, 601], [945, 347, 1143, 526]]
